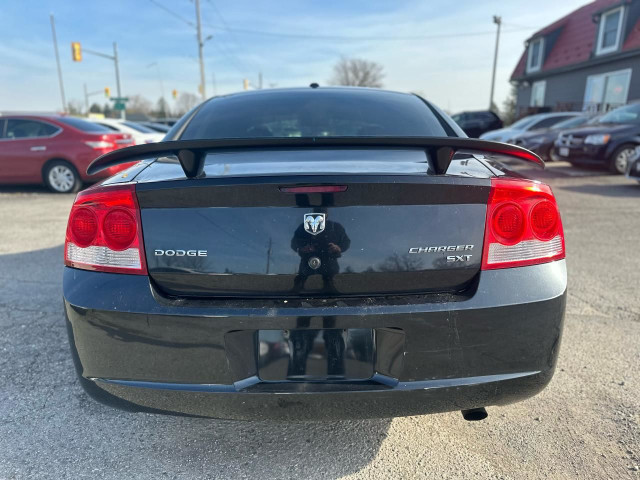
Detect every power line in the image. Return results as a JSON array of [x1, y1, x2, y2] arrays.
[[147, 0, 539, 42], [199, 4, 254, 75], [503, 22, 542, 30], [204, 0, 261, 72], [148, 0, 195, 29], [201, 24, 538, 41], [211, 42, 251, 77]]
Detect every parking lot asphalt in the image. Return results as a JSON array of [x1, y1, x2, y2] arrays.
[[1, 164, 639, 480]]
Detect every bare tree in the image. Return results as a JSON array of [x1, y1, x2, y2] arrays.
[[66, 100, 83, 115], [153, 97, 170, 118], [329, 57, 385, 88], [175, 92, 200, 115], [126, 95, 153, 115], [502, 84, 518, 125]]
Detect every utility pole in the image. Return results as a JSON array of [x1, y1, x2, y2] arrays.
[[113, 42, 124, 119], [489, 15, 502, 111], [195, 0, 206, 100], [80, 43, 126, 119], [49, 14, 67, 112], [84, 84, 108, 115]]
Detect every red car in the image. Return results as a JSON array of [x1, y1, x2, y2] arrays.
[[0, 115, 134, 193]]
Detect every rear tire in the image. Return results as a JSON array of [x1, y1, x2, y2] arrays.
[[608, 145, 635, 174], [43, 160, 82, 193], [545, 145, 556, 162]]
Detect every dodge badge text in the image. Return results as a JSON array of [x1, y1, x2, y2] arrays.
[[154, 249, 208, 257]]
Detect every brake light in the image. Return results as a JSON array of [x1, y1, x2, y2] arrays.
[[85, 140, 114, 149], [481, 178, 565, 270], [279, 185, 348, 193], [64, 184, 147, 274]]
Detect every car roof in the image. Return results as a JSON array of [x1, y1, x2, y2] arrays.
[[536, 112, 580, 118], [205, 86, 416, 102], [0, 114, 65, 121], [454, 110, 497, 114]]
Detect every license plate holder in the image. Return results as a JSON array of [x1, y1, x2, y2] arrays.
[[559, 147, 569, 157], [258, 328, 375, 381]]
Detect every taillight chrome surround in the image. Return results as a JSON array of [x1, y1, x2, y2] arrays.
[[64, 184, 147, 275], [481, 177, 565, 270]]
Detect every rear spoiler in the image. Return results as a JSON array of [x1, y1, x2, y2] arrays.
[[87, 136, 544, 178]]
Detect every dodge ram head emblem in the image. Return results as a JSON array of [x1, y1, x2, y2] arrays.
[[303, 213, 326, 235]]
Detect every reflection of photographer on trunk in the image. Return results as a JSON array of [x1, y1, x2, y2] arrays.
[[290, 214, 350, 293], [286, 319, 346, 379]]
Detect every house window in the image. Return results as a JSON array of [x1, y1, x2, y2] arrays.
[[583, 69, 631, 111], [530, 81, 546, 107], [596, 6, 624, 55], [527, 38, 544, 72]]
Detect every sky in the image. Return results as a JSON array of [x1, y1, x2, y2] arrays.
[[0, 0, 588, 114]]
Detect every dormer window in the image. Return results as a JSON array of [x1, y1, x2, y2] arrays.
[[596, 6, 624, 55], [527, 37, 544, 73]]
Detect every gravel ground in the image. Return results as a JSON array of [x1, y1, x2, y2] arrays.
[[0, 165, 639, 479]]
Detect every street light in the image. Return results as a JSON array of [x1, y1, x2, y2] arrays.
[[489, 15, 502, 111]]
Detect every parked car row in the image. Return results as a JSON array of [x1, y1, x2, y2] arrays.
[[0, 115, 167, 193], [454, 103, 640, 175], [551, 103, 640, 174], [87, 118, 165, 145]]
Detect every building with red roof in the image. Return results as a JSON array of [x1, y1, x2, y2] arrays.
[[511, 0, 640, 116]]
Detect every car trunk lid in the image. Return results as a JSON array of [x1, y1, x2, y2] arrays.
[[136, 148, 490, 297]]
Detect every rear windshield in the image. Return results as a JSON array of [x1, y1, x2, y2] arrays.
[[599, 103, 640, 125], [552, 116, 590, 129], [56, 117, 111, 133], [179, 89, 454, 139]]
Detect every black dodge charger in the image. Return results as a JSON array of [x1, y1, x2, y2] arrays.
[[63, 87, 567, 421]]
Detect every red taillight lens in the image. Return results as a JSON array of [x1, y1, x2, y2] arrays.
[[530, 200, 559, 240], [492, 203, 524, 244], [69, 208, 98, 247], [482, 178, 565, 270], [64, 184, 147, 275], [103, 209, 137, 250]]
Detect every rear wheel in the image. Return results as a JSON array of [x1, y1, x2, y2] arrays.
[[43, 161, 82, 193], [545, 145, 556, 162], [608, 145, 635, 174]]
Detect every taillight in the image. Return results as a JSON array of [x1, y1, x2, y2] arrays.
[[85, 140, 115, 149], [481, 178, 565, 270], [64, 184, 147, 274]]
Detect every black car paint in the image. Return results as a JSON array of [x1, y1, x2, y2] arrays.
[[138, 174, 488, 297], [552, 123, 640, 169], [64, 87, 565, 420], [64, 258, 565, 420]]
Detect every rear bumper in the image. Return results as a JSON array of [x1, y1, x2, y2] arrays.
[[63, 260, 567, 420], [551, 144, 610, 166]]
